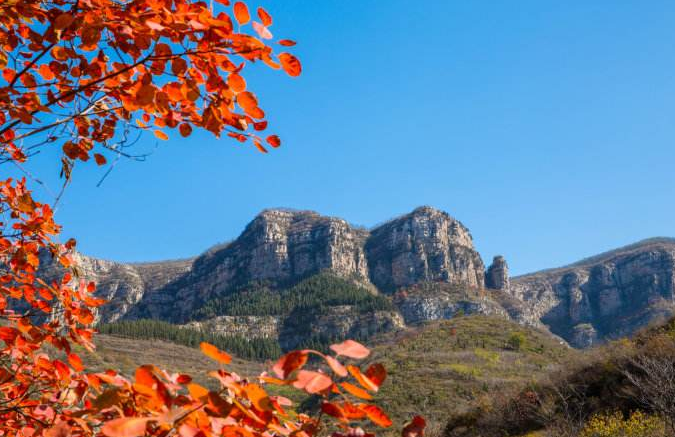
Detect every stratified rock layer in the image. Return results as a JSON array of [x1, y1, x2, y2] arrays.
[[365, 207, 485, 293], [510, 238, 675, 347]]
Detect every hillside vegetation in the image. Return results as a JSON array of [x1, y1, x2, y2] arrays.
[[192, 272, 392, 319], [443, 317, 675, 437], [367, 316, 573, 434], [98, 319, 282, 360]]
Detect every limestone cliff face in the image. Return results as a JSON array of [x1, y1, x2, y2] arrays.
[[510, 238, 675, 347], [365, 207, 485, 293], [127, 209, 371, 321], [37, 252, 192, 323], [38, 206, 675, 351], [393, 283, 509, 325]]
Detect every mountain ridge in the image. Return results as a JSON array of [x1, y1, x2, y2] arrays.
[[39, 206, 675, 350]]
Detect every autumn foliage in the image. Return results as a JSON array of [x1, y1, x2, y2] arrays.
[[0, 1, 423, 437]]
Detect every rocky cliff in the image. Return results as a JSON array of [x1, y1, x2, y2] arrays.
[[366, 207, 485, 292], [40, 206, 675, 350], [509, 238, 675, 347], [41, 207, 495, 349]]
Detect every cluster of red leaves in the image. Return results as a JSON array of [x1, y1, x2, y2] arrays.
[[0, 2, 425, 437], [0, 0, 299, 165]]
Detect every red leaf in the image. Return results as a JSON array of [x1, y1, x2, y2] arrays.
[[272, 350, 308, 379], [94, 153, 107, 166], [279, 53, 302, 77], [321, 402, 345, 419], [265, 135, 281, 148], [278, 39, 296, 47], [330, 340, 370, 359], [365, 363, 387, 388], [347, 365, 379, 392], [233, 2, 250, 25], [257, 7, 272, 26], [54, 13, 75, 30], [402, 416, 426, 437], [361, 404, 392, 428], [179, 124, 192, 138]]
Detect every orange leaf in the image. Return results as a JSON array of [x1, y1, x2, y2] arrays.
[[254, 140, 268, 154], [360, 404, 392, 428], [38, 64, 54, 80], [341, 382, 372, 400], [135, 366, 156, 388], [257, 7, 272, 26], [272, 350, 308, 379], [94, 153, 107, 165], [278, 39, 296, 47], [347, 365, 378, 392], [292, 370, 332, 394], [101, 418, 152, 437], [154, 130, 168, 141], [324, 355, 347, 377], [233, 2, 250, 25], [279, 53, 301, 77], [244, 383, 272, 411], [237, 91, 258, 112], [330, 340, 370, 359], [188, 383, 209, 401], [67, 353, 84, 372], [228, 73, 246, 93], [265, 135, 281, 148], [200, 342, 232, 364], [51, 46, 68, 61]]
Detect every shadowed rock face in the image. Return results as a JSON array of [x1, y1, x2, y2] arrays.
[[365, 207, 485, 293], [486, 256, 510, 291], [510, 238, 675, 347]]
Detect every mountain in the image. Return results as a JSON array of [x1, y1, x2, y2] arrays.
[[39, 207, 675, 350], [508, 237, 675, 347]]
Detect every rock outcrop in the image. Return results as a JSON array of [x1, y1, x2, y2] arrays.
[[365, 207, 485, 293], [486, 255, 510, 291], [510, 238, 675, 347]]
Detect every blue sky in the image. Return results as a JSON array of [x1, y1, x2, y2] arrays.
[[25, 1, 675, 275]]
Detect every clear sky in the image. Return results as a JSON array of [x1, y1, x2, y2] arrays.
[[24, 1, 675, 275]]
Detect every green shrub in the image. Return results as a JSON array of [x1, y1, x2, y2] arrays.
[[507, 332, 527, 351]]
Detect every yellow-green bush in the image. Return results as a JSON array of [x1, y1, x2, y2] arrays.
[[579, 410, 666, 437]]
